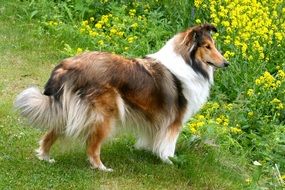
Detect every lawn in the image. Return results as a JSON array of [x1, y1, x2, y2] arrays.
[[0, 0, 284, 189]]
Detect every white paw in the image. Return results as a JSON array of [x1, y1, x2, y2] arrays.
[[35, 149, 55, 163], [47, 158, 56, 163], [90, 163, 113, 172], [89, 157, 113, 172], [100, 167, 113, 172]]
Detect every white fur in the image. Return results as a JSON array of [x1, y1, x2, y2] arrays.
[[148, 36, 213, 123], [116, 95, 126, 122], [62, 86, 102, 138], [14, 87, 64, 130]]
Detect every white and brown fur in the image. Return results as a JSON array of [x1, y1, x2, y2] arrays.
[[15, 24, 229, 171]]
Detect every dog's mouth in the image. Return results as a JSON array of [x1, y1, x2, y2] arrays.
[[206, 61, 217, 67], [206, 61, 229, 68]]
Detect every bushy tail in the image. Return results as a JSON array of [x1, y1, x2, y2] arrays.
[[14, 87, 63, 130]]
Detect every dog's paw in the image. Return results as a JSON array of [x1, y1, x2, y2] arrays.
[[90, 163, 113, 172], [35, 149, 55, 163], [161, 157, 173, 165], [99, 166, 113, 172]]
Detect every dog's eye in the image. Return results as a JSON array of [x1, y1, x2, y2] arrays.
[[205, 45, 211, 50]]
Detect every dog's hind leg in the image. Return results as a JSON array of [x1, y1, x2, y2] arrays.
[[87, 118, 113, 172], [35, 129, 59, 163]]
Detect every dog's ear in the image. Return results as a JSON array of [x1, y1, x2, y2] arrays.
[[180, 24, 217, 47], [201, 24, 217, 33], [192, 24, 217, 43], [181, 27, 201, 46], [191, 26, 204, 45]]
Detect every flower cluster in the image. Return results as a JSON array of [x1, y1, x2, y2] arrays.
[[199, 0, 285, 61], [255, 71, 282, 90], [270, 98, 284, 110], [187, 102, 242, 135], [244, 68, 285, 122], [215, 115, 229, 127], [78, 12, 143, 51], [60, 1, 152, 55]]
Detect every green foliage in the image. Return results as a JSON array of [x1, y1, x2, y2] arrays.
[[188, 0, 285, 187]]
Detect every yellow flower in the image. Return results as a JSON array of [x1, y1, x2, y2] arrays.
[[271, 98, 281, 104], [277, 103, 284, 110], [117, 31, 124, 37], [76, 48, 83, 55], [89, 31, 98, 37], [195, 19, 202, 24], [110, 28, 117, 34], [215, 115, 229, 127], [101, 15, 109, 23], [95, 23, 103, 29], [241, 44, 247, 53], [190, 127, 197, 134], [225, 103, 233, 110], [277, 70, 285, 81], [221, 21, 230, 27], [248, 55, 253, 61], [194, 0, 203, 8], [259, 52, 265, 59], [216, 118, 223, 124], [248, 112, 254, 117], [81, 20, 88, 26], [224, 39, 231, 44], [196, 114, 205, 120], [131, 23, 138, 29], [212, 102, 220, 109], [230, 127, 242, 134], [98, 40, 104, 46], [129, 9, 136, 16], [245, 178, 252, 184], [223, 122, 229, 127], [247, 89, 254, 96], [255, 78, 261, 85], [127, 36, 135, 43], [196, 121, 205, 127]]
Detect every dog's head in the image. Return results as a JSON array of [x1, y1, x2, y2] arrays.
[[176, 24, 229, 68]]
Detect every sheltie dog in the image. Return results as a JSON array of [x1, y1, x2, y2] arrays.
[[15, 24, 229, 171]]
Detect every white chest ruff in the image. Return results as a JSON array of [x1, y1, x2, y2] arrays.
[[181, 79, 211, 123]]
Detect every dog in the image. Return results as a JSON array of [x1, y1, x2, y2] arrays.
[[15, 24, 229, 171]]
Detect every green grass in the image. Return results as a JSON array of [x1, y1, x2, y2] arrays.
[[0, 1, 253, 189]]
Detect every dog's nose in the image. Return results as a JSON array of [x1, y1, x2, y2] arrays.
[[224, 62, 230, 67]]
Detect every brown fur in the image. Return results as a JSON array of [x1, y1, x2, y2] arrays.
[[40, 129, 58, 154], [87, 118, 113, 170], [46, 52, 179, 119]]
